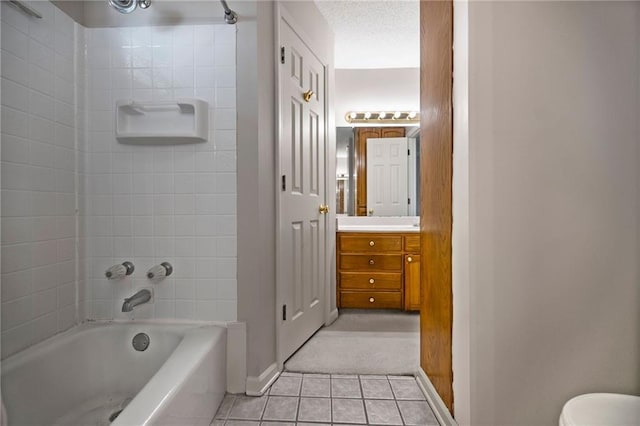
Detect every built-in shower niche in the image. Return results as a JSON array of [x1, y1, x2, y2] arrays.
[[115, 98, 209, 144]]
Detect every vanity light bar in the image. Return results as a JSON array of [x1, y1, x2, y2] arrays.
[[345, 111, 420, 124]]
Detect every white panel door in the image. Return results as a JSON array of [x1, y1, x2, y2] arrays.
[[366, 138, 409, 216], [278, 18, 327, 362]]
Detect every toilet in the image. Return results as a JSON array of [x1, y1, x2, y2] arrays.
[[560, 393, 640, 426]]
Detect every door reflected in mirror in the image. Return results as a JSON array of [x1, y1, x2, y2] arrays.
[[336, 126, 420, 216]]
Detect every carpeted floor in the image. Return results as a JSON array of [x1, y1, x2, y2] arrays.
[[284, 309, 420, 376]]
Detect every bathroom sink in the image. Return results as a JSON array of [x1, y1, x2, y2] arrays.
[[337, 224, 419, 232]]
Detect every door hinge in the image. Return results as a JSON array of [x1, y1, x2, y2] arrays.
[[282, 304, 287, 320], [408, 198, 411, 205], [280, 46, 285, 64], [281, 175, 286, 191], [408, 149, 411, 155]]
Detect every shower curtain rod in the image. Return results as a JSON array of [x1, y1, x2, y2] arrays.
[[220, 0, 238, 24], [9, 0, 42, 19]]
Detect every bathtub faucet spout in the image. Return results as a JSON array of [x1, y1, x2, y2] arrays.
[[122, 289, 152, 312]]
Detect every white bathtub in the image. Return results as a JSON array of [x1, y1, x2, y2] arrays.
[[1, 322, 226, 426]]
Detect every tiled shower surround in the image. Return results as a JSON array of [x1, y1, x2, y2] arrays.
[[1, 2, 238, 358], [82, 24, 237, 322], [1, 2, 79, 358]]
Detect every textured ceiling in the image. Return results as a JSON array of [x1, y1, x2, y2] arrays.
[[315, 0, 419, 69]]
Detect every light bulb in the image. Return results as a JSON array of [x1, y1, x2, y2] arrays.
[[408, 111, 417, 119], [364, 112, 371, 120], [393, 111, 402, 119], [349, 111, 357, 119], [378, 112, 386, 120]]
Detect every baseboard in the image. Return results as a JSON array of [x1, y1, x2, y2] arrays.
[[226, 322, 247, 394], [416, 368, 458, 426], [325, 308, 339, 326], [245, 362, 280, 396]]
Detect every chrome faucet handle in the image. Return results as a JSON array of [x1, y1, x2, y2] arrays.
[[147, 262, 173, 280], [105, 261, 135, 280]]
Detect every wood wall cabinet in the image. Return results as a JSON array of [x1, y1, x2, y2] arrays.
[[355, 127, 406, 216], [337, 232, 420, 311]]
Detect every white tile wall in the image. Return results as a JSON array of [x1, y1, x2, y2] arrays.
[[1, 2, 79, 358], [82, 24, 237, 322], [76, 19, 89, 323], [1, 3, 238, 358]]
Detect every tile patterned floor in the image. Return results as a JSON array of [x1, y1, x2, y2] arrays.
[[212, 373, 440, 425]]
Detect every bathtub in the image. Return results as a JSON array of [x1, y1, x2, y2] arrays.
[[1, 322, 226, 426]]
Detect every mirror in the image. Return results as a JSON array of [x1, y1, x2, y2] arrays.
[[336, 126, 420, 216]]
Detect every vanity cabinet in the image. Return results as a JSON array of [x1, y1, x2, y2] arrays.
[[403, 235, 421, 311], [404, 254, 421, 311], [337, 232, 420, 311]]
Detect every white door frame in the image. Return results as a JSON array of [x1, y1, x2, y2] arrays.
[[274, 3, 334, 368]]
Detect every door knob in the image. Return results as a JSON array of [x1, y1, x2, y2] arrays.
[[369, 259, 375, 265], [407, 256, 413, 263], [369, 297, 375, 303], [369, 278, 375, 284], [319, 204, 329, 214], [303, 90, 315, 102], [369, 240, 375, 247]]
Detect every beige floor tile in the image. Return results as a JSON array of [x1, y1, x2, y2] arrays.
[[301, 376, 331, 397], [297, 397, 332, 423], [261, 396, 298, 422], [332, 398, 367, 424]]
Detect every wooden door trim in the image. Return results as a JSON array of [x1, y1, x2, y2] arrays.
[[420, 0, 454, 415]]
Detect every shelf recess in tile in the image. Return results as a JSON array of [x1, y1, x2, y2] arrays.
[[115, 98, 209, 145]]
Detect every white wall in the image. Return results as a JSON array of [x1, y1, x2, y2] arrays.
[[51, 1, 84, 24], [236, 0, 278, 384], [82, 24, 237, 322], [334, 68, 419, 127], [452, 1, 470, 424], [0, 1, 79, 358], [456, 2, 640, 424], [80, 0, 227, 28]]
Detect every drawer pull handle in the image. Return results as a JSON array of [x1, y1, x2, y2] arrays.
[[369, 278, 375, 284], [407, 256, 413, 263], [369, 240, 375, 247], [369, 297, 375, 303], [369, 259, 375, 265]]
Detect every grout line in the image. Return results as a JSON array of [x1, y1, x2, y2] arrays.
[[394, 389, 407, 426], [358, 374, 369, 425], [215, 376, 432, 425]]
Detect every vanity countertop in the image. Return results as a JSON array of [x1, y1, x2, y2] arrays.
[[338, 224, 419, 233], [336, 216, 420, 233]]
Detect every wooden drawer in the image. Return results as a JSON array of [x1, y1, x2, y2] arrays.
[[339, 235, 402, 253], [340, 291, 402, 309], [404, 235, 420, 252], [340, 254, 403, 271], [340, 272, 402, 290]]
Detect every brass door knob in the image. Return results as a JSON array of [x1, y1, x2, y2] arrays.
[[369, 278, 375, 284], [369, 297, 375, 303], [319, 204, 329, 214], [407, 256, 413, 263], [369, 259, 375, 265], [369, 240, 375, 247], [303, 90, 314, 102]]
